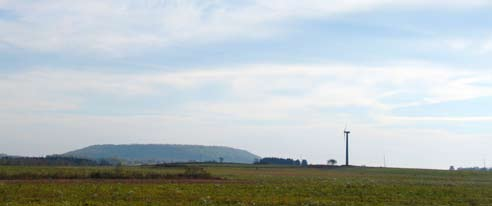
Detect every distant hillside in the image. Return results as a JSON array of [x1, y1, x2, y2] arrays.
[[0, 153, 7, 157], [62, 144, 260, 164]]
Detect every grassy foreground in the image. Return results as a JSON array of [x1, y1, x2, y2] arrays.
[[1, 165, 492, 205]]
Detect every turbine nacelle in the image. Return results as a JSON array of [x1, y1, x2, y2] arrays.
[[344, 124, 350, 134]]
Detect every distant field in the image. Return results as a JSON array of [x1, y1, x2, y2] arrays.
[[1, 165, 492, 205]]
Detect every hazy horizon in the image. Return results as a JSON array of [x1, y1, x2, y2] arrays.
[[2, 1, 492, 170]]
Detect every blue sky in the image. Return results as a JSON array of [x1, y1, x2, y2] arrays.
[[1, 0, 492, 169]]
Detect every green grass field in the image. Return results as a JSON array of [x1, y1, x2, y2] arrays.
[[1, 165, 492, 205]]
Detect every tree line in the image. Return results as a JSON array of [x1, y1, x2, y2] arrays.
[[255, 157, 308, 166], [0, 155, 120, 166]]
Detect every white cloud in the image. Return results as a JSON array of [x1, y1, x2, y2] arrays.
[[0, 1, 277, 55], [1, 0, 491, 55], [445, 39, 472, 51], [2, 63, 492, 122], [416, 37, 492, 54], [479, 38, 492, 54], [386, 116, 492, 122]]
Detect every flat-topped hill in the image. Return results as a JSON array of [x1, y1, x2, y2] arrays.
[[62, 144, 259, 164]]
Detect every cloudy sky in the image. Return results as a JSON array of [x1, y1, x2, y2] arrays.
[[1, 0, 492, 169]]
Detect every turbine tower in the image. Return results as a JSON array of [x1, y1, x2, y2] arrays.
[[344, 127, 350, 166]]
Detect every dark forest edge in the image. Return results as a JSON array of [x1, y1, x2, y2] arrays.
[[0, 155, 120, 166]]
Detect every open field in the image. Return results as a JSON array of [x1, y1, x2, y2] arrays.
[[1, 165, 492, 205]]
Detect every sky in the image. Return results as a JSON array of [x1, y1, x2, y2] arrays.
[[1, 0, 492, 169]]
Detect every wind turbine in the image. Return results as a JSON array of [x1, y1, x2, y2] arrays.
[[344, 125, 350, 166]]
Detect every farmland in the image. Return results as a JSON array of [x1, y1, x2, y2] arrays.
[[1, 165, 492, 205]]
